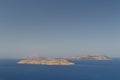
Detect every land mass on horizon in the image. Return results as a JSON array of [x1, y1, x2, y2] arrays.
[[18, 58, 74, 65], [65, 55, 111, 60], [18, 55, 111, 65]]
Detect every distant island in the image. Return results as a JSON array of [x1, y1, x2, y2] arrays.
[[18, 58, 74, 65], [18, 55, 111, 65], [65, 55, 111, 60]]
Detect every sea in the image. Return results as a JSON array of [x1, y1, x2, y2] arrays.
[[0, 59, 120, 80]]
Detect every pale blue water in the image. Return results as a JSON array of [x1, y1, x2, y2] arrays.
[[0, 59, 119, 80]]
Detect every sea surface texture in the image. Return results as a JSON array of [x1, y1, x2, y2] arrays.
[[0, 59, 119, 80]]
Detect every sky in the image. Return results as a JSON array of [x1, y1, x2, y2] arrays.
[[0, 0, 120, 58]]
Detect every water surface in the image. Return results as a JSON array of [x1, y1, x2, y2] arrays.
[[0, 59, 119, 80]]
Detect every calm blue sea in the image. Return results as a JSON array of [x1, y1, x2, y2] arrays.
[[0, 59, 119, 80]]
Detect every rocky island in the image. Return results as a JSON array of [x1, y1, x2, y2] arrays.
[[65, 55, 111, 60], [18, 58, 74, 65], [18, 55, 111, 65]]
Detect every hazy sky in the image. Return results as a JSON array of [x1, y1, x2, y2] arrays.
[[0, 0, 120, 58]]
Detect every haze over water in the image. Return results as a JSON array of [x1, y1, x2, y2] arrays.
[[0, 0, 120, 58]]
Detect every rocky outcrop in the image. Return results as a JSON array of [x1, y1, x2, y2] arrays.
[[65, 55, 111, 60], [18, 59, 74, 65]]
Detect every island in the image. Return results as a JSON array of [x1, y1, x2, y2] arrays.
[[18, 58, 75, 65], [65, 55, 111, 60], [18, 55, 111, 65]]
